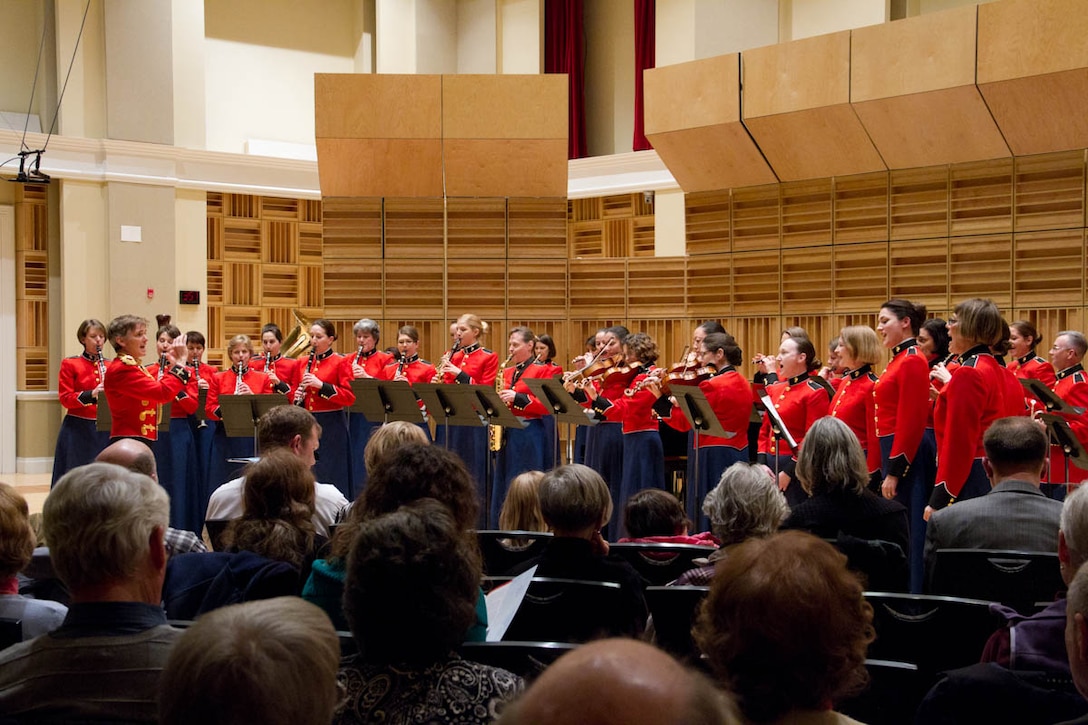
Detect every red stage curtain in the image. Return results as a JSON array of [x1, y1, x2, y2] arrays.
[[545, 0, 588, 159], [632, 0, 655, 152]]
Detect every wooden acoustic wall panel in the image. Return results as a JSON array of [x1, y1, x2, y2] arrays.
[[446, 198, 506, 259], [221, 306, 264, 343], [207, 217, 224, 260], [507, 260, 568, 318], [323, 261, 382, 318], [948, 159, 1013, 238], [569, 221, 604, 258], [16, 251, 48, 299], [785, 315, 836, 350], [732, 250, 781, 316], [383, 198, 444, 258], [743, 32, 884, 181], [299, 222, 323, 264], [629, 319, 684, 365], [889, 167, 949, 241], [260, 197, 299, 220], [206, 262, 223, 304], [224, 262, 260, 306], [602, 219, 632, 258], [833, 242, 889, 314], [685, 190, 731, 255], [644, 55, 777, 192], [780, 179, 832, 249], [851, 6, 1010, 169], [222, 219, 262, 261], [1013, 230, 1085, 308], [569, 260, 626, 318], [508, 198, 567, 259], [978, 0, 1088, 156], [261, 264, 300, 307], [441, 75, 567, 197], [628, 258, 685, 317], [949, 235, 1012, 307], [1014, 152, 1086, 232], [729, 317, 779, 371], [781, 248, 833, 314], [632, 216, 655, 257], [384, 259, 445, 318], [321, 198, 382, 259], [447, 260, 506, 319], [227, 194, 259, 219], [299, 265, 323, 309], [315, 74, 443, 197], [731, 184, 781, 252], [833, 172, 889, 244], [207, 191, 224, 216], [261, 220, 297, 264], [686, 255, 730, 318], [889, 238, 948, 311]]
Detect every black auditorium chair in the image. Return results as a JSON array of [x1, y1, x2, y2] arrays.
[[502, 577, 627, 643], [0, 618, 22, 651], [838, 659, 924, 725], [644, 585, 709, 664], [608, 542, 711, 586], [459, 641, 578, 681], [928, 549, 1064, 614], [475, 530, 552, 577], [864, 592, 1004, 681]]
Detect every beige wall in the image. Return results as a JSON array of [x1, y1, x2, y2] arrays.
[[787, 0, 888, 40], [56, 0, 107, 139], [585, 0, 634, 156], [173, 188, 206, 336], [57, 180, 110, 357], [416, 0, 458, 73], [171, 0, 205, 150], [457, 0, 497, 73], [104, 0, 175, 144], [377, 0, 418, 72], [499, 0, 542, 73], [657, 0, 779, 66], [0, 0, 55, 122], [16, 394, 60, 463]]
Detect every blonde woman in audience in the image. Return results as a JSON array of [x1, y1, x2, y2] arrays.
[[160, 597, 340, 725], [0, 483, 67, 641], [499, 470, 547, 532]]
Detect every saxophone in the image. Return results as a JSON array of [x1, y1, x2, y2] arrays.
[[489, 354, 514, 452]]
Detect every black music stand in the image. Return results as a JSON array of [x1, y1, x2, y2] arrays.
[[1021, 379, 1086, 416], [96, 395, 111, 433], [467, 385, 530, 527], [669, 385, 733, 523], [218, 394, 283, 455], [349, 379, 427, 425], [523, 377, 598, 465], [195, 387, 209, 429], [414, 383, 489, 450], [1040, 413, 1088, 485], [758, 391, 797, 484]]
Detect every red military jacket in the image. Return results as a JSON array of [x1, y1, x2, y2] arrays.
[[148, 361, 199, 418], [996, 357, 1029, 418], [830, 365, 882, 474], [1010, 353, 1058, 412], [104, 355, 189, 440], [297, 349, 356, 412], [1051, 363, 1088, 483], [59, 352, 104, 421], [501, 359, 555, 420], [932, 346, 1008, 508], [250, 354, 300, 398], [874, 340, 930, 479], [206, 366, 277, 420], [662, 366, 752, 449], [758, 372, 832, 457], [592, 365, 660, 434], [439, 343, 499, 387], [340, 348, 394, 382], [377, 355, 437, 385]]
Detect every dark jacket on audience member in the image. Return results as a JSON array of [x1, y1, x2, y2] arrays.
[[782, 488, 909, 554]]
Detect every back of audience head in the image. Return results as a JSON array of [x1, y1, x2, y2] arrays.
[[1067, 561, 1088, 700], [499, 470, 546, 532], [983, 416, 1048, 482], [222, 450, 316, 568], [694, 531, 873, 723], [624, 489, 689, 539], [46, 462, 169, 595], [344, 498, 480, 666], [159, 597, 340, 725], [95, 438, 158, 481], [1061, 486, 1088, 585], [538, 464, 613, 536], [702, 463, 788, 546], [256, 404, 321, 455], [363, 421, 429, 475], [0, 483, 35, 581], [796, 416, 869, 497], [497, 638, 739, 725]]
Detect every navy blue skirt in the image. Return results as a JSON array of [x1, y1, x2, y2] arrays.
[[52, 416, 109, 486], [494, 418, 547, 527], [152, 420, 201, 534], [348, 412, 380, 494], [436, 423, 489, 525], [689, 445, 748, 531], [190, 417, 217, 509], [206, 423, 254, 502], [614, 430, 666, 536], [882, 431, 935, 594], [312, 409, 354, 500], [587, 421, 624, 536]]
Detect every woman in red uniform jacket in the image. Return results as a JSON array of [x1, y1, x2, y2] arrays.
[[377, 325, 435, 440], [251, 322, 300, 399], [757, 335, 832, 505], [296, 319, 356, 498], [1009, 319, 1057, 414], [341, 318, 394, 494], [103, 314, 189, 442], [829, 325, 882, 481], [52, 318, 111, 485], [929, 298, 1009, 515]]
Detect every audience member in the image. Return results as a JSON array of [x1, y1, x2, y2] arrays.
[[925, 416, 1062, 586], [362, 420, 430, 476], [673, 462, 788, 586], [694, 531, 874, 724], [0, 463, 179, 722], [497, 638, 738, 725], [507, 464, 648, 639], [618, 488, 717, 546], [159, 597, 340, 725], [335, 499, 522, 724], [499, 470, 547, 533], [96, 438, 207, 555], [0, 482, 67, 641], [1068, 563, 1088, 715], [205, 405, 348, 536]]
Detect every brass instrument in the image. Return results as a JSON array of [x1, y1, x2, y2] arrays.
[[294, 349, 316, 406], [281, 308, 315, 359], [489, 353, 514, 452]]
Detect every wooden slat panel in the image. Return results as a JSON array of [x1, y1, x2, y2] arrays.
[[783, 315, 836, 352], [569, 198, 602, 223], [1010, 308, 1086, 356], [299, 222, 323, 263], [207, 262, 223, 304], [207, 192, 224, 217], [324, 261, 382, 318], [890, 167, 949, 241], [628, 258, 685, 318], [731, 185, 781, 252], [602, 219, 632, 257], [889, 238, 949, 310], [627, 319, 684, 366], [262, 308, 296, 342], [300, 265, 324, 309], [949, 159, 1013, 237], [207, 217, 223, 260], [321, 197, 382, 259], [16, 300, 47, 347], [949, 235, 1012, 307], [260, 263, 300, 306], [226, 194, 259, 219], [301, 199, 321, 223], [507, 260, 568, 319], [384, 259, 445, 318], [222, 219, 262, 261], [685, 190, 731, 256], [17, 347, 48, 390], [221, 306, 264, 342], [508, 198, 567, 259], [14, 199, 46, 251], [729, 316, 779, 379], [632, 217, 655, 257], [732, 250, 781, 315], [780, 179, 832, 248], [224, 262, 260, 305], [260, 196, 299, 220], [384, 198, 444, 259], [833, 242, 889, 314], [601, 194, 636, 219], [685, 256, 730, 318], [833, 172, 889, 244], [1014, 151, 1086, 232], [781, 248, 833, 314], [447, 198, 506, 258], [207, 307, 222, 358], [261, 220, 297, 264], [1013, 229, 1085, 307], [569, 260, 626, 317], [15, 250, 48, 299], [569, 222, 604, 258], [448, 259, 506, 319], [568, 319, 627, 360]]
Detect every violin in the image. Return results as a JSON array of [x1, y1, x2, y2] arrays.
[[603, 360, 643, 387], [663, 363, 718, 393], [563, 351, 622, 386]]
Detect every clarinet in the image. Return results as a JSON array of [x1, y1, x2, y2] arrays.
[[192, 359, 208, 429], [234, 362, 248, 394], [294, 349, 317, 406], [95, 343, 107, 384]]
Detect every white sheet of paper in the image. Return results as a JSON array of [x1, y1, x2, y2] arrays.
[[484, 565, 537, 642]]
